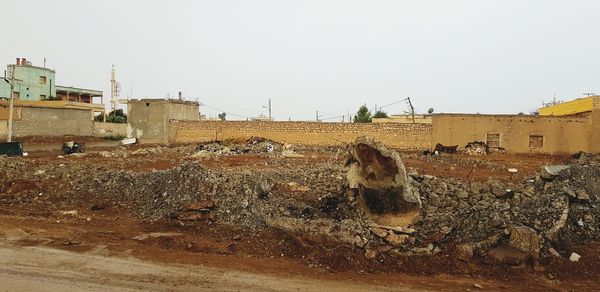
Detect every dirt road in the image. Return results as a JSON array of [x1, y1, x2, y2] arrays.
[[0, 241, 410, 292]]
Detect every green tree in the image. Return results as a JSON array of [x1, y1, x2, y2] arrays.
[[373, 110, 389, 118], [218, 112, 227, 121], [353, 105, 372, 123], [95, 109, 127, 123]]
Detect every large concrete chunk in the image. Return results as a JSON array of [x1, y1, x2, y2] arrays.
[[346, 137, 421, 218]]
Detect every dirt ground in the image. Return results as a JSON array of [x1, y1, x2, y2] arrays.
[[0, 137, 598, 291]]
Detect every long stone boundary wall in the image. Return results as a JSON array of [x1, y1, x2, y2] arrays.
[[12, 107, 93, 137], [93, 122, 127, 138], [169, 120, 433, 150]]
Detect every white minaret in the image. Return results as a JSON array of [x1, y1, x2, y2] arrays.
[[110, 65, 120, 112]]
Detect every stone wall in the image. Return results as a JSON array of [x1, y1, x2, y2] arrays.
[[432, 114, 592, 154], [93, 122, 127, 138], [169, 120, 433, 150], [11, 107, 93, 137]]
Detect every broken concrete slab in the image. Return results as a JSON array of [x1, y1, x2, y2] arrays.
[[508, 226, 542, 258], [346, 137, 421, 220], [541, 165, 571, 180]]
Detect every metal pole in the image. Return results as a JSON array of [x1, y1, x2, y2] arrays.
[[7, 67, 15, 142], [268, 98, 271, 120], [6, 83, 15, 142], [407, 97, 416, 123]]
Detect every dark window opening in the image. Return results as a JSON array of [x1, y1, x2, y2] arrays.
[[529, 134, 544, 149], [486, 133, 501, 148]]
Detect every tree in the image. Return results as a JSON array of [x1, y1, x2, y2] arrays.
[[353, 105, 372, 123], [373, 110, 389, 118], [95, 109, 127, 123], [427, 108, 435, 114], [218, 112, 227, 121]]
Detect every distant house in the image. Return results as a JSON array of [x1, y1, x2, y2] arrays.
[[1, 58, 103, 103]]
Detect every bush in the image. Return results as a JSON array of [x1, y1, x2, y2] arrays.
[[95, 109, 127, 123]]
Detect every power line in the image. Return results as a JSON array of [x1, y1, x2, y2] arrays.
[[320, 98, 410, 121], [180, 93, 250, 119]]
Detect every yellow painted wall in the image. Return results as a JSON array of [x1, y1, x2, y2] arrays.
[[539, 97, 595, 116], [432, 114, 591, 154]]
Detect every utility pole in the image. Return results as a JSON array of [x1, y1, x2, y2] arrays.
[[5, 66, 15, 142], [407, 97, 416, 123], [315, 110, 324, 122]]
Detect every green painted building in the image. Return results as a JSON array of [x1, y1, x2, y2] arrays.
[[1, 58, 102, 104]]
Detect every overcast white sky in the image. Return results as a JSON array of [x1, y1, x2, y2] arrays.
[[2, 0, 599, 120]]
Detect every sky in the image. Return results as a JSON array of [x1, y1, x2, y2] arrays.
[[2, 0, 599, 120]]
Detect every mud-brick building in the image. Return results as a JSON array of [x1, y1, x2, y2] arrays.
[[431, 96, 600, 154]]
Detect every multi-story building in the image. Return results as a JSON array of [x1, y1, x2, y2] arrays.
[[1, 57, 103, 104]]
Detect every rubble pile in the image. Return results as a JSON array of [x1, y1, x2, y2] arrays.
[[191, 137, 283, 157], [464, 141, 488, 155], [1, 137, 599, 263]]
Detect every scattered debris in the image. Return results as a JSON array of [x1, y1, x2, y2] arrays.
[[434, 143, 458, 154], [60, 210, 79, 216], [464, 141, 487, 155], [569, 252, 581, 262], [121, 137, 137, 145], [62, 141, 85, 155]]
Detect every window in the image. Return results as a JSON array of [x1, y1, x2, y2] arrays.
[[146, 103, 150, 106], [486, 133, 501, 148], [529, 134, 544, 149], [39, 76, 47, 84]]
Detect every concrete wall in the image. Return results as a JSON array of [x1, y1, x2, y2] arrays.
[[432, 114, 591, 154], [169, 120, 433, 150], [93, 122, 127, 137], [128, 99, 199, 143], [10, 107, 93, 137]]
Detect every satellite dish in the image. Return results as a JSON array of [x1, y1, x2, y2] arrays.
[[427, 108, 434, 114]]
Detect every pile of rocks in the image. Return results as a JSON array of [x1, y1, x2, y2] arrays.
[[191, 138, 283, 157], [1, 139, 599, 262], [464, 141, 488, 155]]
